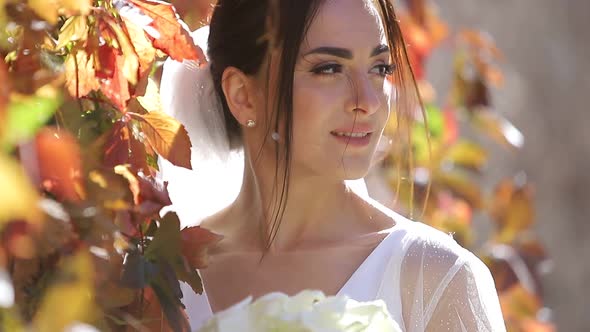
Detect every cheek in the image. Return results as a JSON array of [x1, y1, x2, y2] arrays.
[[291, 79, 343, 156], [292, 79, 344, 134]]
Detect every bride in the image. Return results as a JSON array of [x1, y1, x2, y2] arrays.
[[159, 0, 506, 330]]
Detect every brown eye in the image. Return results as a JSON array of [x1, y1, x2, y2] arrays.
[[311, 63, 343, 75], [370, 64, 396, 76]]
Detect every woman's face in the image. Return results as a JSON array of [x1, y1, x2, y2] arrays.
[[291, 0, 393, 180]]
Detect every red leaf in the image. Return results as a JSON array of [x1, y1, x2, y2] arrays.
[[95, 44, 131, 111], [135, 174, 172, 218], [180, 226, 222, 268], [125, 0, 204, 62], [103, 121, 149, 172]]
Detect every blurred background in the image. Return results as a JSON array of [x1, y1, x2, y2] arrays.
[[426, 1, 590, 330]]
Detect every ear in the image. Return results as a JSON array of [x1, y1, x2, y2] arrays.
[[221, 67, 258, 127]]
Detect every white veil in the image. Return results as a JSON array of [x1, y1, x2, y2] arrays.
[[158, 26, 243, 227], [158, 26, 369, 228]]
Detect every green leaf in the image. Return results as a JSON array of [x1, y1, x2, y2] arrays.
[[120, 251, 158, 289], [145, 212, 203, 299], [2, 94, 62, 150], [145, 212, 182, 261], [412, 104, 445, 164], [150, 280, 190, 332], [424, 104, 444, 139], [0, 307, 26, 332]]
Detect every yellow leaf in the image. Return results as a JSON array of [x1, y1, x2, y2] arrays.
[[136, 78, 162, 113], [435, 170, 484, 209], [27, 0, 91, 25], [60, 0, 91, 16], [499, 186, 535, 243], [0, 155, 42, 229], [33, 251, 97, 332], [27, 0, 60, 24], [64, 47, 99, 98], [123, 17, 157, 84], [132, 111, 192, 169], [0, 0, 6, 30], [444, 140, 488, 170], [55, 16, 88, 50]]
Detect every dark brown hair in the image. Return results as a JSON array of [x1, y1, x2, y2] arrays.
[[207, 0, 423, 249]]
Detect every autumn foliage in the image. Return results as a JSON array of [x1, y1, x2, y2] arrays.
[[1, 0, 219, 330], [388, 1, 554, 331], [0, 0, 552, 331]]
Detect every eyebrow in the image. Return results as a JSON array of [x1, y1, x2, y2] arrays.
[[303, 44, 390, 59]]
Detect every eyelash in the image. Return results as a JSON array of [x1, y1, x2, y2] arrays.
[[311, 63, 396, 76]]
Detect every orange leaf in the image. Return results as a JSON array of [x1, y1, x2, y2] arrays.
[[499, 284, 542, 320], [442, 108, 459, 144], [131, 111, 192, 169], [34, 127, 85, 202], [64, 46, 100, 98], [520, 318, 556, 332], [180, 226, 223, 269], [123, 0, 204, 62], [491, 179, 535, 243]]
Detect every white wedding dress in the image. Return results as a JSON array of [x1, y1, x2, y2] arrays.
[[178, 205, 506, 331]]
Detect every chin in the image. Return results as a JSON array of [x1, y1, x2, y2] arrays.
[[338, 161, 372, 180]]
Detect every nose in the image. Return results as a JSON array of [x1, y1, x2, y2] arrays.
[[346, 73, 381, 116]]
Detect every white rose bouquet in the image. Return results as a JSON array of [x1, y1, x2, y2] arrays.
[[197, 290, 402, 332]]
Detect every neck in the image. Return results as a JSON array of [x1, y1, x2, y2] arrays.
[[229, 150, 361, 252]]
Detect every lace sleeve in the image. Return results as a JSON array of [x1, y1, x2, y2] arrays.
[[399, 224, 506, 332]]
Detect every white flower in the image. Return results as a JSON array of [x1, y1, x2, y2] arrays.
[[197, 290, 401, 332]]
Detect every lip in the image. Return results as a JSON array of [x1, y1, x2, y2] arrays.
[[331, 124, 375, 134], [330, 131, 373, 147]]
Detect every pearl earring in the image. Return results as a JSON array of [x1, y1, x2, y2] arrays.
[[246, 120, 256, 128], [271, 132, 280, 141]]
